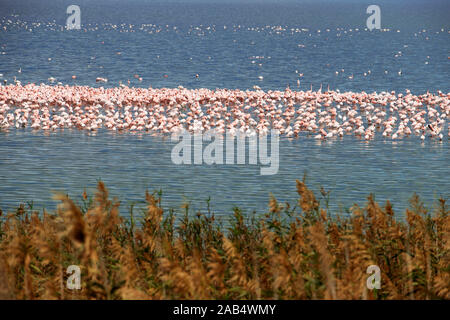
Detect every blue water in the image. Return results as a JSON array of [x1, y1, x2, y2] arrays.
[[0, 0, 449, 217]]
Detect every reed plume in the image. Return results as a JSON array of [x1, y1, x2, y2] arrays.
[[0, 180, 448, 300]]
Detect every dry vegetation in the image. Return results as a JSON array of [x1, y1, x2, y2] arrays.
[[0, 179, 448, 300]]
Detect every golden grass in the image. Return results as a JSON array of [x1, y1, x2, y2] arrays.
[[0, 179, 448, 300]]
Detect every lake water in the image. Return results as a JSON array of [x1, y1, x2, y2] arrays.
[[0, 0, 448, 218]]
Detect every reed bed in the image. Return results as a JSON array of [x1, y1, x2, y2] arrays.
[[0, 179, 448, 300]]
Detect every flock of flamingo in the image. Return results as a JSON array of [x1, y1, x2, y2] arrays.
[[0, 83, 448, 141]]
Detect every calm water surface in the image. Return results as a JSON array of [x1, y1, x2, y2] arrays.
[[0, 129, 448, 218]]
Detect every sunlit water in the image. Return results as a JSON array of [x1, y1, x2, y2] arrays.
[[0, 0, 448, 218]]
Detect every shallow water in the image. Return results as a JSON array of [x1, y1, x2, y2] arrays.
[[0, 0, 448, 218], [0, 129, 448, 218]]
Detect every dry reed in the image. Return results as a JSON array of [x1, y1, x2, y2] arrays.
[[0, 180, 448, 300]]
